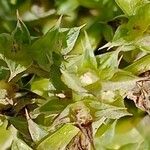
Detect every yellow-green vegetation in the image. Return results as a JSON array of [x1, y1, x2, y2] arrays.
[[0, 0, 150, 149]]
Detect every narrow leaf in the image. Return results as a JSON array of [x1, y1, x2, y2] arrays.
[[37, 124, 79, 150]]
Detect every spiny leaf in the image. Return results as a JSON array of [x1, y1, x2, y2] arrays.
[[96, 51, 119, 80], [79, 31, 97, 72]]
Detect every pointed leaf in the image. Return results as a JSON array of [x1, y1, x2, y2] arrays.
[[61, 25, 84, 55], [96, 51, 119, 80], [80, 31, 97, 71], [12, 13, 31, 44], [25, 109, 48, 143], [11, 138, 33, 150]]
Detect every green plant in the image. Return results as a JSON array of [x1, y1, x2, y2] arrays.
[[0, 0, 150, 149]]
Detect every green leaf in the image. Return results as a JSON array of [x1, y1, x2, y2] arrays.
[[61, 69, 87, 93], [96, 51, 119, 80], [102, 24, 114, 42], [12, 12, 31, 44], [51, 99, 131, 130], [57, 0, 79, 14], [49, 52, 68, 91], [11, 138, 33, 150], [95, 120, 117, 148], [79, 31, 97, 71], [25, 109, 48, 143], [95, 108, 131, 120], [110, 70, 137, 81], [124, 55, 150, 75], [37, 124, 79, 150], [0, 54, 27, 81], [101, 78, 142, 92], [8, 117, 31, 140], [115, 0, 148, 16], [0, 60, 9, 80], [0, 120, 13, 150], [34, 96, 70, 114], [0, 33, 12, 55], [126, 3, 150, 39], [135, 34, 150, 52], [95, 118, 144, 149], [30, 17, 63, 71], [88, 100, 131, 120], [61, 25, 84, 55], [0, 33, 32, 64]]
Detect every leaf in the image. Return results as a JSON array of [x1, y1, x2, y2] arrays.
[[61, 25, 84, 55], [93, 117, 106, 135], [102, 24, 114, 41], [51, 99, 131, 130], [34, 96, 70, 114], [0, 54, 27, 81], [25, 109, 48, 143], [110, 70, 137, 81], [12, 12, 31, 44], [96, 51, 119, 80], [95, 108, 131, 120], [61, 69, 87, 93], [101, 78, 143, 92], [95, 118, 143, 149], [49, 52, 68, 91], [0, 120, 13, 150], [79, 31, 97, 71], [0, 15, 32, 63], [95, 120, 117, 148], [124, 55, 150, 75], [0, 33, 32, 64], [115, 0, 148, 16], [0, 33, 12, 55], [37, 124, 79, 150], [126, 3, 150, 39], [112, 25, 129, 42], [57, 0, 79, 14], [0, 64, 8, 80], [88, 100, 131, 120], [30, 19, 62, 71], [8, 116, 31, 140], [11, 138, 33, 150], [135, 34, 150, 52]]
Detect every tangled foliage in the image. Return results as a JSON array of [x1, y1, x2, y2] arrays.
[[0, 0, 150, 149]]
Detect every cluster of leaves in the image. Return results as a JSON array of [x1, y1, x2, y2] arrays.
[[0, 0, 150, 150]]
